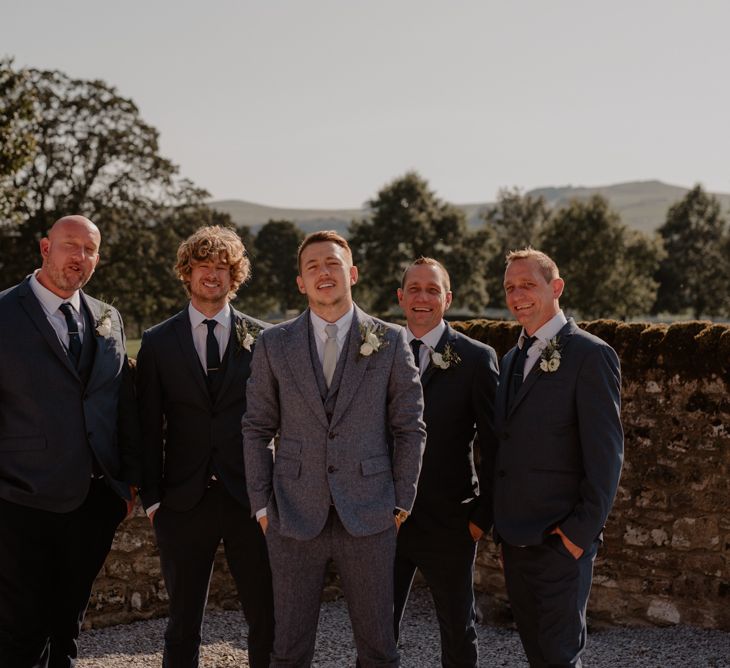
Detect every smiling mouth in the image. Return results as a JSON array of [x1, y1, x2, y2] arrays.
[[317, 282, 335, 289], [514, 303, 533, 311], [412, 307, 432, 312]]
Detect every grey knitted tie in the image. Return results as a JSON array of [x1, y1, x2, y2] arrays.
[[322, 324, 338, 388]]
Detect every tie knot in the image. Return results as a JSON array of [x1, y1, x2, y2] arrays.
[[411, 338, 423, 353], [325, 324, 338, 340], [203, 319, 217, 334], [520, 335, 537, 352]]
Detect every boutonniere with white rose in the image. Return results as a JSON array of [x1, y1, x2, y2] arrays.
[[430, 342, 461, 370], [358, 322, 389, 358], [235, 317, 262, 353], [94, 305, 113, 337], [539, 337, 561, 373]]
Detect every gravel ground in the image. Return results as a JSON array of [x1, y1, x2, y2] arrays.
[[77, 589, 730, 667]]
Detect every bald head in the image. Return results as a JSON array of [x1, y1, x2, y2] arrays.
[[37, 215, 102, 298]]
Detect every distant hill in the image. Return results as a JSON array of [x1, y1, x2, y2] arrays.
[[211, 180, 730, 237]]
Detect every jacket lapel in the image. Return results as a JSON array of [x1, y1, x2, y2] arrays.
[[173, 309, 210, 401], [282, 310, 330, 429], [215, 309, 248, 403], [420, 325, 456, 389], [17, 277, 79, 377], [506, 318, 577, 418], [81, 294, 106, 389], [330, 305, 371, 428]]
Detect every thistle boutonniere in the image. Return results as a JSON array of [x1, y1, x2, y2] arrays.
[[235, 317, 262, 353], [539, 336, 561, 373], [430, 343, 461, 370], [359, 322, 389, 358], [94, 305, 113, 337]]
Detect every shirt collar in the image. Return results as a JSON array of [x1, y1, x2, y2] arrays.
[[518, 310, 567, 349], [188, 302, 231, 329], [310, 306, 354, 342], [406, 320, 447, 350], [29, 271, 81, 316]]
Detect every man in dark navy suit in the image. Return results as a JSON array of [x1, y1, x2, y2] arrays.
[[494, 248, 623, 668], [0, 215, 140, 668], [137, 225, 274, 667], [394, 257, 499, 667]]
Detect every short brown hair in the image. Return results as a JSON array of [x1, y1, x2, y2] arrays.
[[505, 247, 559, 283], [401, 257, 451, 291], [175, 225, 250, 299], [297, 230, 352, 272]]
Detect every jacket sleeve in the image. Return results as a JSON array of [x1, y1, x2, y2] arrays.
[[560, 344, 624, 550], [387, 327, 426, 512]]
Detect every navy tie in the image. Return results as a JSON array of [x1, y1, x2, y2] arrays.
[[203, 319, 221, 383], [410, 339, 423, 373], [59, 302, 82, 367], [510, 335, 536, 405]]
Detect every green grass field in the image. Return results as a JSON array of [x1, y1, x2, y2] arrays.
[[127, 338, 141, 359]]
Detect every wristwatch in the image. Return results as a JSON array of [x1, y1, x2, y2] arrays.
[[393, 509, 409, 523]]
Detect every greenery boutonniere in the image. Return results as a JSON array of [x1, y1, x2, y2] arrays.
[[539, 337, 561, 373], [95, 305, 113, 337], [359, 322, 389, 358], [235, 317, 262, 353], [430, 343, 461, 370]]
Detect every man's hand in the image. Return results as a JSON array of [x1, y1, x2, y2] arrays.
[[259, 515, 269, 535], [468, 521, 484, 542], [125, 486, 138, 518], [551, 526, 584, 559]]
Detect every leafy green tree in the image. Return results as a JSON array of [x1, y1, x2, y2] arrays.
[[654, 185, 729, 318], [0, 65, 219, 331], [481, 188, 550, 307], [349, 171, 489, 313], [0, 58, 36, 222], [539, 195, 661, 319], [242, 219, 304, 316]]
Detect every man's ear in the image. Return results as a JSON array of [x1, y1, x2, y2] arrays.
[[444, 290, 453, 311], [39, 237, 50, 260], [552, 277, 565, 300], [296, 275, 306, 295], [349, 265, 358, 286]]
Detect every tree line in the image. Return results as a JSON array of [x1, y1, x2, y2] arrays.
[[2, 59, 729, 334]]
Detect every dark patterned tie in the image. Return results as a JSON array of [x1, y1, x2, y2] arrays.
[[203, 319, 221, 383], [410, 339, 423, 373], [59, 302, 82, 367], [510, 335, 536, 406]]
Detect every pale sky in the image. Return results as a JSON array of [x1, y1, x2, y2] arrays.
[[2, 0, 729, 208]]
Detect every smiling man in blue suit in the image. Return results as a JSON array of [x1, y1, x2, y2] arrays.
[[494, 248, 623, 668], [0, 215, 140, 668]]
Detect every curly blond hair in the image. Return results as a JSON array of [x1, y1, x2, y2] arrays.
[[175, 225, 250, 299]]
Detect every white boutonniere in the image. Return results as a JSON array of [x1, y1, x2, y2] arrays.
[[95, 306, 113, 337], [430, 343, 461, 370], [539, 337, 561, 373], [359, 322, 389, 358], [235, 317, 262, 353]]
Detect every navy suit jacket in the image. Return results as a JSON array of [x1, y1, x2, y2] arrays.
[[136, 307, 268, 512], [493, 318, 623, 551], [404, 325, 499, 538], [0, 276, 140, 512]]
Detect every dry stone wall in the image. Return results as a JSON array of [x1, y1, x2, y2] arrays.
[[84, 320, 729, 631]]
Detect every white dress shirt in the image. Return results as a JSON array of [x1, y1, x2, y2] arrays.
[[29, 271, 85, 350], [520, 310, 568, 377], [188, 303, 231, 374], [310, 306, 354, 368], [405, 320, 447, 376]]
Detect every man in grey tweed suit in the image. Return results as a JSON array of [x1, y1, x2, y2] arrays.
[[243, 230, 426, 667]]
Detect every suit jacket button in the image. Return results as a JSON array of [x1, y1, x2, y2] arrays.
[[328, 432, 336, 439], [498, 470, 506, 478], [327, 465, 336, 474]]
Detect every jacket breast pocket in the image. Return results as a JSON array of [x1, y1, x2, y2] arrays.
[[0, 436, 47, 452]]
